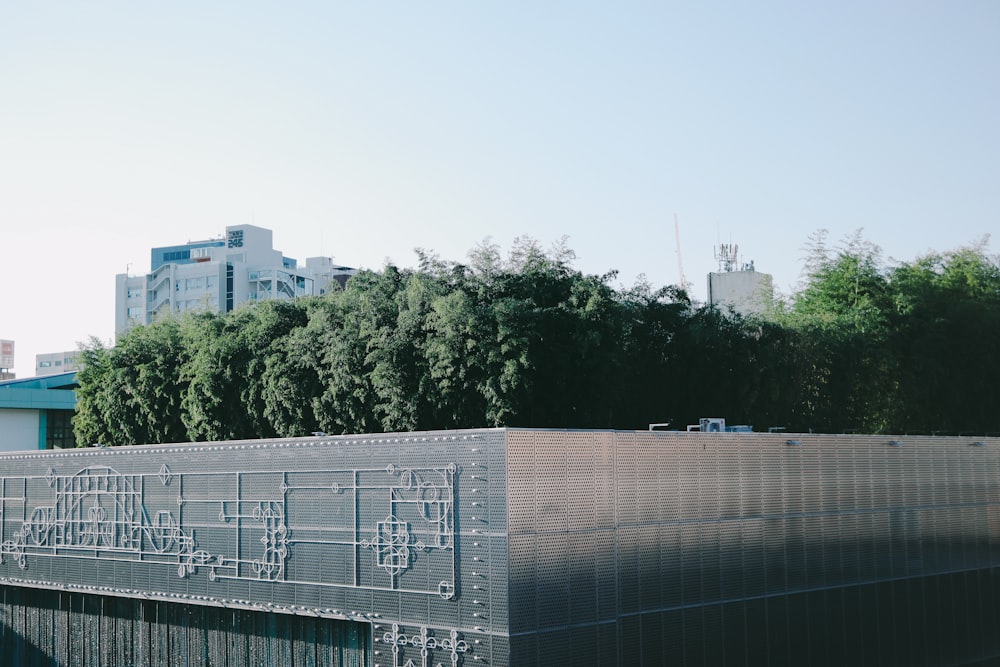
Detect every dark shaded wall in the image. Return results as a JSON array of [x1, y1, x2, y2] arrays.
[[0, 586, 370, 667], [506, 430, 1000, 666]]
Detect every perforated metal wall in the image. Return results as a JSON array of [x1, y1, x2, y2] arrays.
[[0, 429, 507, 667], [1, 429, 998, 666], [506, 430, 1000, 666]]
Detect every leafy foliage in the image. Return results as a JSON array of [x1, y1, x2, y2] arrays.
[[73, 234, 1000, 445]]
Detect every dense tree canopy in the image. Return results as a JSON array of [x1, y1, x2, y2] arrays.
[[74, 233, 1000, 446]]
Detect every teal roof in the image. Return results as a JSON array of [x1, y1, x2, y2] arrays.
[[0, 372, 77, 410]]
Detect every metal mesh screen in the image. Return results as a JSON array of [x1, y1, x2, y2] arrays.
[[506, 430, 1000, 666], [1, 429, 998, 665], [0, 430, 504, 667]]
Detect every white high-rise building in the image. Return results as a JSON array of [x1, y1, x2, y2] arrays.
[[115, 225, 355, 336]]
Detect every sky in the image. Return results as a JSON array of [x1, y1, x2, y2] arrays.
[[1, 2, 998, 378]]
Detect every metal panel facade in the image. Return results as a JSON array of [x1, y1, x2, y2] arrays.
[[0, 428, 998, 666], [506, 430, 1000, 665], [0, 430, 505, 667]]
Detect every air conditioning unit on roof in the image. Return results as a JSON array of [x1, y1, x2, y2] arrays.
[[699, 418, 726, 433]]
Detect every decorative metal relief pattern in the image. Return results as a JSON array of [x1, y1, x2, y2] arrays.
[[361, 464, 457, 596], [0, 461, 458, 599], [0, 466, 213, 577], [380, 623, 470, 667]]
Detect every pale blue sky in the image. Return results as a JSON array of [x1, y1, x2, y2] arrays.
[[2, 2, 998, 378]]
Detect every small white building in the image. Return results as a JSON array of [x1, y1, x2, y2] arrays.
[[706, 243, 774, 316], [115, 225, 355, 335]]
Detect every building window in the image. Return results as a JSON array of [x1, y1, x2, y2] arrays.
[[226, 263, 234, 312], [45, 410, 77, 449], [163, 250, 191, 262]]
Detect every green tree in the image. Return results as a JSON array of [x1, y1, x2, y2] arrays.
[[260, 297, 331, 437], [312, 269, 393, 434], [72, 233, 1000, 445], [72, 337, 115, 447], [181, 300, 308, 441], [886, 240, 1000, 433], [781, 230, 896, 432], [73, 320, 188, 446]]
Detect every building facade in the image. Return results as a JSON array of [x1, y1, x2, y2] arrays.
[[707, 268, 774, 316], [115, 224, 355, 335], [0, 428, 998, 665], [0, 372, 77, 451], [35, 351, 80, 376], [706, 243, 774, 316]]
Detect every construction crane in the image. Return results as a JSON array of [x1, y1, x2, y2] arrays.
[[674, 213, 688, 291]]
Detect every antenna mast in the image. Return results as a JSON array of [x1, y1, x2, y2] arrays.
[[674, 213, 687, 290], [715, 243, 739, 272]]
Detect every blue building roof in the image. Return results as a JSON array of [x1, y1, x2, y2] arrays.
[[0, 372, 77, 410]]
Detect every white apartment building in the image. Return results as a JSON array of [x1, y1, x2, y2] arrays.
[[115, 225, 355, 336]]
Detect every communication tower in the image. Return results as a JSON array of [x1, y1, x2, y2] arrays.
[[715, 243, 739, 273]]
